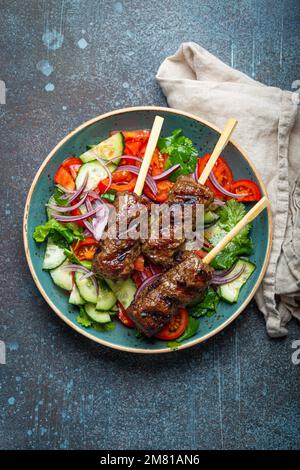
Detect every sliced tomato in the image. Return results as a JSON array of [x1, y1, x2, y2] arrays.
[[62, 157, 82, 176], [54, 166, 75, 190], [124, 140, 143, 157], [72, 236, 98, 260], [134, 255, 145, 272], [117, 302, 135, 328], [144, 180, 174, 202], [98, 170, 137, 193], [231, 180, 261, 202], [155, 308, 189, 341], [197, 154, 233, 198]]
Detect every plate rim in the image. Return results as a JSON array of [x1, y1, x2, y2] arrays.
[[23, 105, 273, 354]]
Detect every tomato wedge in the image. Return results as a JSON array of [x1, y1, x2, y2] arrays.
[[62, 157, 82, 179], [54, 166, 75, 190], [98, 170, 137, 193], [134, 255, 145, 272], [231, 180, 261, 202], [144, 180, 174, 202], [117, 302, 135, 328], [155, 308, 189, 341], [72, 236, 98, 261], [197, 154, 233, 198]]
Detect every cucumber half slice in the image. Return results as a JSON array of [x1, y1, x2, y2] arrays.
[[50, 260, 73, 291], [85, 303, 111, 324], [43, 238, 66, 270], [218, 259, 256, 303], [106, 278, 137, 309], [75, 160, 108, 191], [75, 271, 98, 303], [80, 132, 124, 165]]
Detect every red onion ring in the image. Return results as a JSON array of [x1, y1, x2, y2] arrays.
[[46, 192, 88, 213], [153, 164, 181, 181], [212, 265, 245, 285], [67, 173, 89, 204], [93, 155, 113, 193], [92, 200, 109, 241], [116, 165, 157, 194], [209, 171, 247, 198], [83, 220, 95, 237], [135, 273, 162, 297], [52, 204, 104, 222], [104, 155, 144, 166], [61, 264, 98, 293]]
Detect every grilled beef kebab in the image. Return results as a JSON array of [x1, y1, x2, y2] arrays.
[[93, 175, 214, 277], [141, 175, 214, 267], [92, 191, 148, 280], [127, 251, 214, 337]]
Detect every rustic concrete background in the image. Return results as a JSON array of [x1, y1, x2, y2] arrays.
[[0, 0, 299, 450]]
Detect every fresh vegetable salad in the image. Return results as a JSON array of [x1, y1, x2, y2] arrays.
[[33, 129, 261, 347]]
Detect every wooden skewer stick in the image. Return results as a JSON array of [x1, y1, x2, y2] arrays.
[[198, 118, 238, 185], [134, 115, 164, 196], [203, 196, 269, 265]]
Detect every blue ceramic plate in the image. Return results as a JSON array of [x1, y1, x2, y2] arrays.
[[24, 107, 272, 354]]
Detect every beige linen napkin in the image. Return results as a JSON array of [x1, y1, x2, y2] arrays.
[[157, 42, 300, 337]]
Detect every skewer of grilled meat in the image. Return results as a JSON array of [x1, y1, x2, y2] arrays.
[[127, 251, 214, 337], [141, 175, 214, 268], [92, 191, 148, 280]]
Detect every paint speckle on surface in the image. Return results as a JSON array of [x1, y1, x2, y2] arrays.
[[62, 105, 67, 110], [114, 2, 123, 14], [77, 38, 88, 49], [27, 430, 32, 436], [122, 82, 129, 89], [8, 397, 16, 405], [8, 341, 18, 351], [42, 30, 64, 50], [36, 60, 54, 77], [45, 83, 55, 92]]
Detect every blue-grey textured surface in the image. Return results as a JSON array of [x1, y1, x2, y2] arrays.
[[0, 0, 299, 450]]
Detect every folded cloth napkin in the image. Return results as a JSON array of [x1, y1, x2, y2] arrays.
[[156, 42, 300, 337]]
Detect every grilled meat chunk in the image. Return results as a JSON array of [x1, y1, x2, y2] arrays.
[[92, 192, 146, 280], [168, 175, 214, 207], [127, 252, 214, 337]]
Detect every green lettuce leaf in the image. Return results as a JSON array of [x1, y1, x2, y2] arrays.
[[33, 218, 84, 245], [76, 307, 93, 328], [209, 200, 253, 270], [189, 288, 220, 318]]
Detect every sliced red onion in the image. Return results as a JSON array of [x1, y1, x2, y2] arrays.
[[46, 192, 88, 213], [104, 155, 144, 166], [67, 173, 89, 204], [213, 265, 236, 277], [116, 165, 157, 194], [61, 264, 98, 293], [212, 265, 245, 285], [83, 220, 95, 237], [85, 197, 93, 213], [135, 273, 162, 297], [92, 200, 109, 241], [56, 184, 76, 194], [209, 171, 247, 198], [149, 263, 162, 275], [153, 164, 181, 181], [79, 271, 96, 281], [88, 190, 101, 200], [52, 204, 104, 222]]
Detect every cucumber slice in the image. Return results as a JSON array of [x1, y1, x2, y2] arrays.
[[75, 160, 108, 191], [85, 303, 111, 323], [46, 194, 58, 220], [69, 283, 85, 305], [204, 211, 219, 226], [96, 280, 117, 311], [80, 133, 124, 165], [43, 238, 66, 270], [74, 271, 98, 303], [50, 260, 73, 291], [106, 278, 137, 309], [218, 259, 256, 303]]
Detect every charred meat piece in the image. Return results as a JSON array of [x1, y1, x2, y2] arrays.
[[141, 215, 185, 268], [127, 252, 214, 337], [168, 175, 214, 207], [140, 176, 214, 267], [93, 192, 147, 280]]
